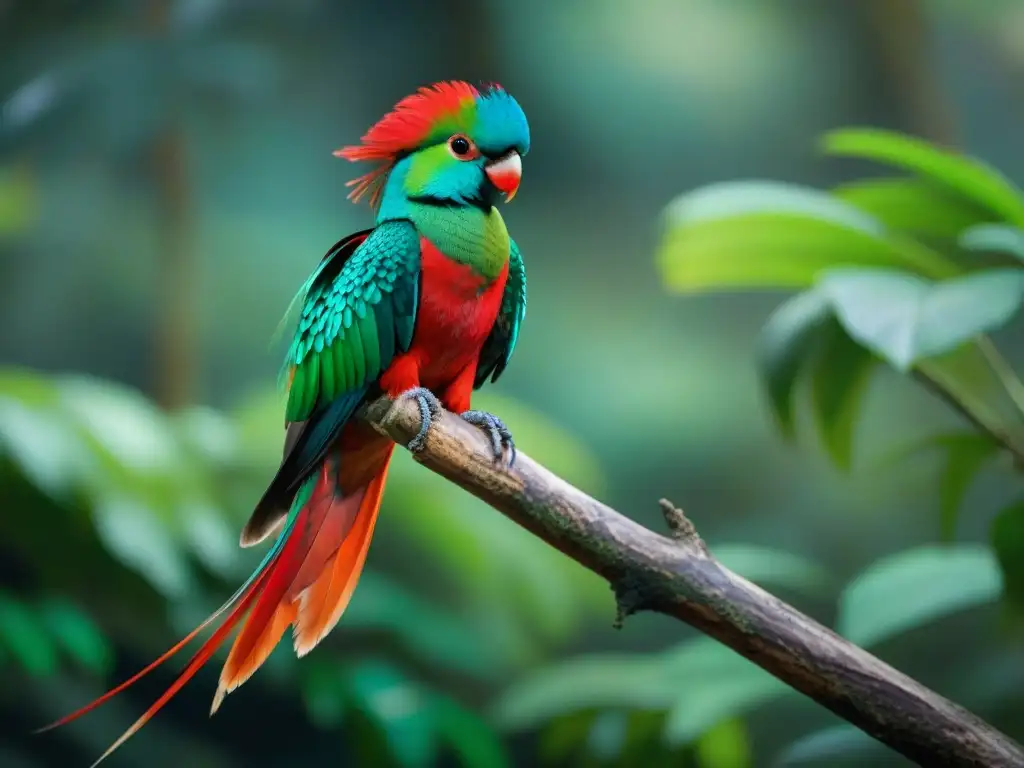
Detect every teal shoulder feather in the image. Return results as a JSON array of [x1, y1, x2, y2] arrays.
[[283, 220, 421, 423], [475, 237, 526, 388]]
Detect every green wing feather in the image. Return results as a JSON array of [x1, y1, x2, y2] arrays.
[[284, 220, 421, 423], [475, 237, 526, 388]]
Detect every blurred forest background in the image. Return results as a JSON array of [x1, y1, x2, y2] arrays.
[[3, 1, 1024, 766]]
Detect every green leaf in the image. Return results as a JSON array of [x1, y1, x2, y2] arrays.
[[892, 433, 1001, 541], [0, 165, 37, 235], [656, 181, 959, 293], [807, 320, 877, 470], [695, 719, 751, 768], [494, 655, 678, 729], [496, 639, 785, 742], [915, 343, 1024, 461], [822, 128, 1024, 226], [302, 660, 347, 728], [347, 660, 437, 768], [91, 495, 192, 599], [36, 599, 111, 675], [960, 224, 1024, 261], [818, 267, 1024, 372], [991, 501, 1024, 610], [433, 695, 510, 768], [0, 371, 94, 500], [345, 573, 498, 679], [585, 710, 628, 760], [755, 290, 832, 439], [713, 545, 834, 598], [0, 594, 58, 675], [832, 177, 993, 240], [662, 639, 785, 745], [837, 544, 1001, 647], [774, 724, 881, 766]]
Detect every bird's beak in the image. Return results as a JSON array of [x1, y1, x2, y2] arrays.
[[485, 150, 522, 203]]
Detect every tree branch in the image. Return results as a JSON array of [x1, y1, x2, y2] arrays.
[[362, 395, 1024, 768]]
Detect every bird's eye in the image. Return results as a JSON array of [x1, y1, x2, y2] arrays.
[[447, 134, 477, 159]]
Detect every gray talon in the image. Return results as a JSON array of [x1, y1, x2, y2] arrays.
[[397, 387, 443, 453], [461, 410, 516, 467]]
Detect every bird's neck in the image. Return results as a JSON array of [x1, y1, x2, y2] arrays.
[[375, 163, 510, 281]]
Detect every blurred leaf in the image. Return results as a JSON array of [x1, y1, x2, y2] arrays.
[[915, 343, 1024, 460], [302, 659, 347, 728], [1, 72, 65, 133], [960, 223, 1024, 261], [656, 181, 958, 293], [539, 711, 597, 765], [713, 544, 834, 598], [755, 290, 832, 439], [494, 655, 678, 729], [0, 165, 37, 235], [36, 598, 111, 676], [991, 501, 1024, 610], [773, 724, 881, 766], [832, 177, 992, 239], [496, 638, 785, 749], [807, 319, 876, 470], [92, 495, 192, 599], [821, 128, 1024, 226], [347, 660, 437, 768], [433, 694, 510, 768], [172, 406, 240, 468], [56, 376, 187, 477], [178, 501, 239, 578], [0, 593, 58, 675], [662, 639, 785, 745], [0, 393, 88, 500], [818, 268, 1024, 372], [345, 573, 499, 679], [695, 719, 751, 768], [892, 433, 1001, 541], [585, 710, 628, 760], [837, 544, 1001, 647]]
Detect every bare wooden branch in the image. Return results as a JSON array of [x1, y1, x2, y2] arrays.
[[362, 395, 1024, 768]]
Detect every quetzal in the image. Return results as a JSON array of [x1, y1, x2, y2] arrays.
[[43, 80, 530, 765]]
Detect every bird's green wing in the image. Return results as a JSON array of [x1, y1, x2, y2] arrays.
[[475, 237, 526, 388], [284, 219, 421, 423]]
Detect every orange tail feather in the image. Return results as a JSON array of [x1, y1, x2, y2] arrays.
[[41, 430, 394, 766], [294, 451, 391, 655]]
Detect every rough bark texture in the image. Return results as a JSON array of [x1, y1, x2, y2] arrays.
[[362, 395, 1024, 768]]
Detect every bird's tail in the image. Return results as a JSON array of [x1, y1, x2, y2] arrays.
[[38, 427, 394, 767]]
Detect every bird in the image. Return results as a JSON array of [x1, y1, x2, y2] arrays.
[[40, 80, 530, 766]]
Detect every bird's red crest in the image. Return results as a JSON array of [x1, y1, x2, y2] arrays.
[[335, 80, 497, 208]]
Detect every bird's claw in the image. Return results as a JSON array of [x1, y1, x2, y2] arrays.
[[395, 387, 443, 453], [461, 410, 516, 467]]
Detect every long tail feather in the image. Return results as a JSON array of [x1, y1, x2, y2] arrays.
[[42, 428, 393, 766], [33, 535, 286, 735], [84, 579, 270, 768], [295, 451, 391, 655]]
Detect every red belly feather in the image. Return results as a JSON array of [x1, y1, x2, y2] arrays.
[[379, 236, 508, 407]]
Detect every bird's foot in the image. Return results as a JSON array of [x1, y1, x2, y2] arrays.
[[460, 410, 516, 467], [394, 387, 443, 453]]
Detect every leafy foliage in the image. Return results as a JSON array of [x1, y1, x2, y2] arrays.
[[0, 593, 110, 677], [651, 126, 1024, 762], [0, 367, 610, 767], [836, 545, 1001, 647]]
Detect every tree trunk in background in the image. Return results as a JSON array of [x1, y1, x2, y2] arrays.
[[861, 0, 959, 146], [147, 0, 196, 410]]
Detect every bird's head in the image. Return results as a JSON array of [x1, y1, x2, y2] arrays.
[[335, 81, 530, 212]]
